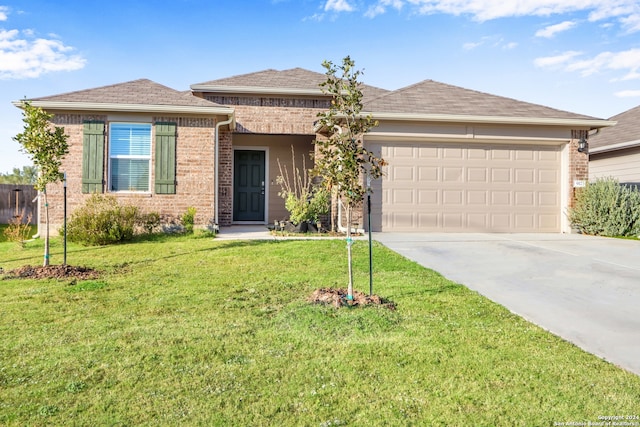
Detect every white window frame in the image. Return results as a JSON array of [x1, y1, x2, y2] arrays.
[[108, 122, 152, 193]]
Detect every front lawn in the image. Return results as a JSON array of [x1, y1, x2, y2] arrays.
[[1, 235, 639, 425]]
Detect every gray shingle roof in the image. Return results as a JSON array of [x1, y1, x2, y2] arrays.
[[589, 105, 640, 149], [30, 79, 223, 108], [364, 79, 599, 120], [193, 67, 389, 102]]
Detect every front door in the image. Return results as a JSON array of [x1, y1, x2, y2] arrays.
[[233, 150, 266, 222]]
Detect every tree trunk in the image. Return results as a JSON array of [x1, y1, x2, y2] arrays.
[[346, 203, 354, 300], [43, 191, 50, 267]]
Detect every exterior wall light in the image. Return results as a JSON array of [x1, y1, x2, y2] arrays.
[[577, 137, 588, 153]]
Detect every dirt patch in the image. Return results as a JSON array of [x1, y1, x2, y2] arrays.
[[2, 265, 100, 280], [309, 287, 396, 310]]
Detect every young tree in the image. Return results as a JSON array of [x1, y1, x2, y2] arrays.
[[314, 56, 386, 300], [13, 102, 69, 266]]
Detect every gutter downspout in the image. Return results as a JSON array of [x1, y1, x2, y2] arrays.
[[31, 192, 41, 239], [214, 113, 235, 228]]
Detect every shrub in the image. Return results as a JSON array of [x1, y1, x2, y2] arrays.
[[3, 210, 33, 248], [138, 211, 161, 234], [569, 177, 640, 237], [66, 194, 139, 245], [181, 207, 197, 233], [277, 146, 329, 225]]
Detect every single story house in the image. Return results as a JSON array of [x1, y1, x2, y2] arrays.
[[589, 105, 640, 187], [14, 67, 614, 233]]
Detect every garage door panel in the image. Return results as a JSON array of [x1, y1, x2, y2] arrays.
[[467, 168, 488, 182], [373, 141, 561, 232], [539, 169, 559, 184], [419, 166, 438, 181], [418, 213, 438, 228], [492, 168, 511, 183], [515, 169, 535, 183], [443, 190, 463, 205], [491, 191, 511, 205], [467, 213, 488, 229], [515, 150, 535, 160], [468, 148, 488, 160], [467, 190, 487, 205], [393, 189, 414, 204], [444, 147, 464, 158], [419, 190, 438, 204]]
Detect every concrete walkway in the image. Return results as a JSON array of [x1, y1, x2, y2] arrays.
[[374, 232, 640, 377]]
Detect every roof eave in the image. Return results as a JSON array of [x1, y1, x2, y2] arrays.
[[590, 139, 640, 155], [12, 100, 235, 116], [190, 84, 329, 97], [365, 111, 616, 129]]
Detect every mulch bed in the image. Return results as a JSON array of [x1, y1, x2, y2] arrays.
[[309, 287, 396, 310], [2, 265, 100, 280]]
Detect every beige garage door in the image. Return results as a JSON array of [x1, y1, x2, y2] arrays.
[[371, 142, 562, 232]]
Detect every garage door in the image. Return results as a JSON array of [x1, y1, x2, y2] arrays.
[[370, 142, 562, 232]]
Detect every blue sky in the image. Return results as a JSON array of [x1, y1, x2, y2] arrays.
[[1, 0, 639, 173]]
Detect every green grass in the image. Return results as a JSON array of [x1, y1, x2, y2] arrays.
[[1, 235, 639, 426]]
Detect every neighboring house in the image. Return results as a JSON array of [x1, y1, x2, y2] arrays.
[[589, 105, 640, 187], [14, 68, 613, 234]]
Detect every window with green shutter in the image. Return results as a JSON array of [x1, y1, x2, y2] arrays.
[[82, 121, 105, 193], [155, 122, 177, 194]]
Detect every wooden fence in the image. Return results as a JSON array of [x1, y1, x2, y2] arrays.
[[0, 184, 37, 224]]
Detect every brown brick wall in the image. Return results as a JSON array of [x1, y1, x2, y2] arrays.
[[211, 95, 326, 226], [569, 129, 589, 208], [42, 113, 217, 231]]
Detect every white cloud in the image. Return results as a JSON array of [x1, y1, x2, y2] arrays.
[[535, 48, 640, 81], [463, 36, 517, 51], [0, 29, 86, 79], [0, 5, 8, 21], [365, 0, 403, 17], [364, 1, 640, 32], [535, 20, 577, 38], [463, 41, 483, 50], [534, 50, 582, 68], [325, 0, 354, 12], [615, 90, 640, 97]]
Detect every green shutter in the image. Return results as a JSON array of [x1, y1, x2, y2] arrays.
[[155, 122, 177, 194], [82, 121, 105, 193]]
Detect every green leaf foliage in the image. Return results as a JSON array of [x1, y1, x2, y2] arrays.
[[314, 56, 387, 208], [0, 165, 38, 185], [12, 102, 69, 192], [66, 194, 139, 245], [569, 177, 640, 237]]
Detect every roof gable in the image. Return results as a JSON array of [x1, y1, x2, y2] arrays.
[[589, 105, 640, 150], [192, 67, 389, 102], [30, 79, 224, 109], [364, 79, 599, 121]]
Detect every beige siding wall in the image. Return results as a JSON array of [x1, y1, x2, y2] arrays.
[[589, 147, 640, 184], [43, 112, 218, 231]]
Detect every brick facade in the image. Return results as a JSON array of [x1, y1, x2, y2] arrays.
[[41, 113, 218, 231], [570, 129, 590, 208], [208, 95, 327, 226]]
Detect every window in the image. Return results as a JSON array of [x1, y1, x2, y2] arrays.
[[109, 123, 151, 192]]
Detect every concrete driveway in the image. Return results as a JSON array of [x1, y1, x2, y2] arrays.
[[374, 232, 640, 376]]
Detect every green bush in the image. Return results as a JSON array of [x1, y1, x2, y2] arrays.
[[139, 211, 161, 234], [66, 194, 139, 245], [181, 206, 197, 233], [569, 177, 640, 237]]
